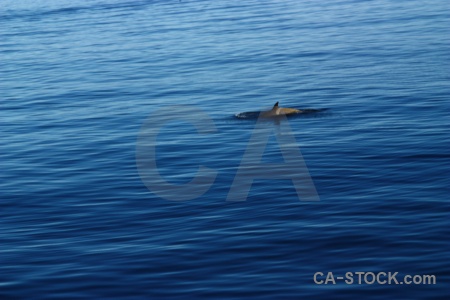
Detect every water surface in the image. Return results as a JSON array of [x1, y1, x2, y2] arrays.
[[1, 0, 449, 298]]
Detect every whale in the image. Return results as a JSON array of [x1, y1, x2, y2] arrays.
[[234, 102, 328, 119], [259, 102, 302, 118]]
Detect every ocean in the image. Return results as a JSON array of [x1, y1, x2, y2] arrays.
[[1, 0, 449, 298]]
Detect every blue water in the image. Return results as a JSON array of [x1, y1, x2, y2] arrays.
[[1, 0, 449, 298]]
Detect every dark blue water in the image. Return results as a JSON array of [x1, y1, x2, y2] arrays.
[[1, 0, 449, 298]]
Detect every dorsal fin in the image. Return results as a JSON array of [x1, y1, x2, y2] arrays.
[[273, 102, 279, 108]]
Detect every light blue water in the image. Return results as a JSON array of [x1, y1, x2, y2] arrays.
[[1, 0, 449, 298]]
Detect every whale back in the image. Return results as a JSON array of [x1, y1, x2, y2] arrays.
[[259, 102, 300, 117]]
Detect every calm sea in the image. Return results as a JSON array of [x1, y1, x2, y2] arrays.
[[1, 0, 449, 298]]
